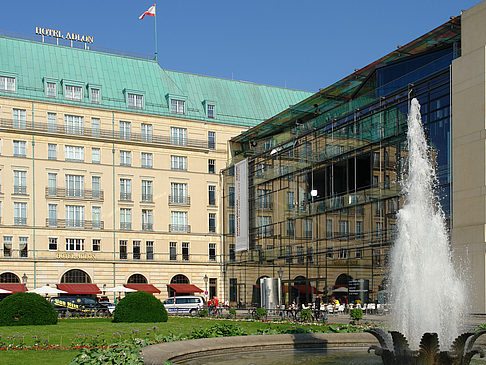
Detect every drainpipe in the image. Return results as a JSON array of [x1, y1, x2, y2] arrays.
[[32, 101, 36, 288], [112, 112, 116, 299]]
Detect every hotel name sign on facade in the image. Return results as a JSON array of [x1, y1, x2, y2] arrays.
[[35, 27, 94, 43]]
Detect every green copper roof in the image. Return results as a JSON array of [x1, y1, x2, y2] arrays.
[[0, 36, 312, 127]]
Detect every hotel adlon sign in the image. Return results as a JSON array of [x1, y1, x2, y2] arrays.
[[35, 26, 94, 44]]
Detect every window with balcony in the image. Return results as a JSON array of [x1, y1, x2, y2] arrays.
[[142, 180, 153, 202], [133, 241, 141, 260], [146, 241, 154, 260], [209, 213, 216, 233], [48, 112, 57, 132], [91, 117, 100, 136], [141, 152, 152, 168], [46, 82, 56, 98], [3, 236, 12, 257], [142, 209, 153, 231], [48, 204, 57, 227], [49, 237, 58, 251], [257, 216, 272, 237], [170, 127, 187, 145], [19, 237, 28, 257], [13, 140, 26, 157], [0, 76, 15, 92], [120, 179, 132, 201], [66, 205, 84, 228], [65, 85, 82, 101], [92, 176, 101, 199], [208, 131, 215, 149], [65, 145, 84, 161], [13, 170, 27, 195], [170, 182, 188, 205], [119, 240, 127, 259], [169, 242, 177, 261], [120, 208, 132, 230], [92, 206, 101, 229], [257, 189, 272, 209], [209, 243, 216, 261], [171, 155, 187, 170], [65, 115, 84, 135], [208, 185, 216, 206], [48, 173, 57, 196], [182, 242, 189, 261], [90, 88, 100, 104], [120, 150, 131, 166], [92, 148, 100, 164], [65, 238, 85, 251], [119, 121, 131, 140], [141, 123, 152, 142], [92, 239, 101, 252], [48, 144, 57, 160], [127, 93, 143, 109], [13, 109, 26, 129], [66, 175, 84, 198], [208, 159, 215, 174], [170, 99, 185, 114], [170, 211, 188, 233], [338, 220, 349, 236]]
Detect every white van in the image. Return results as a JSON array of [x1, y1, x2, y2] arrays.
[[163, 296, 205, 315]]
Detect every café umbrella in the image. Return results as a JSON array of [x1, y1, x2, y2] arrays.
[[0, 288, 12, 294], [27, 285, 67, 295], [104, 286, 136, 293]]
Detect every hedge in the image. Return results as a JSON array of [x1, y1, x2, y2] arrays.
[[112, 291, 168, 323], [0, 292, 58, 326]]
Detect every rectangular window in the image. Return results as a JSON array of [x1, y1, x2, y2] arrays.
[[65, 175, 84, 198], [92, 148, 100, 164], [338, 248, 348, 259], [209, 213, 216, 233], [229, 244, 235, 262], [120, 150, 131, 166], [182, 242, 189, 261], [13, 140, 26, 157], [170, 99, 185, 114], [229, 214, 235, 234], [146, 241, 154, 260], [13, 109, 26, 129], [141, 152, 153, 168], [92, 176, 101, 199], [133, 241, 141, 260], [170, 211, 188, 232], [326, 219, 333, 238], [171, 155, 187, 170], [48, 113, 57, 132], [14, 202, 27, 226], [208, 185, 216, 206], [119, 240, 127, 259], [297, 246, 304, 264], [142, 209, 153, 231], [91, 117, 100, 136], [13, 170, 27, 195], [209, 243, 216, 261], [208, 131, 215, 149], [307, 246, 314, 263], [91, 88, 100, 104], [65, 238, 85, 251], [46, 82, 56, 98], [3, 236, 12, 257], [120, 178, 132, 201], [338, 220, 349, 236], [169, 242, 177, 261], [120, 208, 132, 230], [19, 237, 28, 258], [92, 239, 101, 252], [142, 180, 153, 202], [327, 246, 334, 258], [48, 204, 57, 227], [92, 206, 101, 229], [127, 93, 143, 109], [65, 115, 84, 135], [65, 85, 82, 101], [228, 186, 235, 207], [287, 191, 294, 210], [257, 216, 272, 237], [286, 218, 294, 236], [170, 127, 187, 146], [48, 144, 57, 160], [49, 237, 58, 251], [65, 205, 84, 228], [356, 247, 363, 259], [305, 218, 313, 238], [141, 123, 152, 142], [170, 183, 188, 204], [285, 245, 292, 264], [208, 159, 215, 174], [356, 221, 363, 239], [64, 145, 84, 161], [119, 121, 131, 140], [48, 173, 57, 196], [207, 104, 215, 119], [257, 189, 272, 209], [0, 76, 15, 92]]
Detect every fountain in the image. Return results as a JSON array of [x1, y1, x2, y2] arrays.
[[367, 98, 484, 364]]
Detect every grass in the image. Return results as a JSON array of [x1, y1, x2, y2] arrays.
[[0, 350, 79, 365]]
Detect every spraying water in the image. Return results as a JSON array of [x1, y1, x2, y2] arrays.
[[389, 98, 466, 349]]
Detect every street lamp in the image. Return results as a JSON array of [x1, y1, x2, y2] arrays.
[[203, 274, 208, 298], [22, 273, 28, 290], [278, 267, 283, 281]]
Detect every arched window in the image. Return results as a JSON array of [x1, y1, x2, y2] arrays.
[[335, 273, 352, 287], [170, 274, 189, 284], [0, 272, 20, 283], [127, 274, 148, 284], [255, 275, 269, 285], [293, 275, 307, 286], [61, 269, 91, 283]]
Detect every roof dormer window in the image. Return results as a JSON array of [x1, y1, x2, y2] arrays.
[[0, 76, 15, 92]]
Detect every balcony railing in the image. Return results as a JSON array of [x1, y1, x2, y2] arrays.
[[169, 224, 191, 233], [120, 192, 132, 201], [169, 195, 190, 205], [14, 217, 27, 226], [45, 218, 104, 230], [13, 185, 27, 195], [141, 194, 153, 202], [142, 222, 153, 231], [45, 187, 104, 201], [120, 222, 132, 230]]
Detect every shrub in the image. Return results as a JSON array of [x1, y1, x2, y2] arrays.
[[300, 309, 313, 322], [198, 309, 209, 317], [70, 342, 142, 364], [228, 307, 237, 318], [113, 291, 168, 323], [255, 307, 268, 319], [350, 308, 364, 323], [0, 292, 58, 326]]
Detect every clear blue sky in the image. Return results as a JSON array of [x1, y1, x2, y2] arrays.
[[2, 0, 482, 92]]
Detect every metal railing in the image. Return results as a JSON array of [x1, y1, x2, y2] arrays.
[[14, 217, 27, 226], [45, 187, 104, 201], [45, 219, 104, 230], [120, 222, 132, 230], [141, 194, 153, 202], [169, 195, 190, 205], [13, 185, 27, 195], [120, 192, 132, 201], [142, 222, 153, 231], [169, 224, 191, 233]]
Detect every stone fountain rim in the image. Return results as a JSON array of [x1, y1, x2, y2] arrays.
[[142, 332, 379, 364]]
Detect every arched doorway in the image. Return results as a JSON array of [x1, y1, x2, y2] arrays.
[[0, 272, 20, 283], [293, 275, 309, 305], [169, 274, 189, 297], [252, 275, 269, 306], [127, 274, 148, 284], [333, 273, 352, 301], [335, 273, 352, 287], [61, 269, 91, 283]]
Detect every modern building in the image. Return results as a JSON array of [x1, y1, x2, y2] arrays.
[[222, 9, 463, 307], [0, 32, 311, 299]]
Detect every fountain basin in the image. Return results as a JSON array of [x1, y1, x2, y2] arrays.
[[142, 333, 379, 364]]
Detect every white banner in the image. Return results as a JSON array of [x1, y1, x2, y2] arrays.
[[235, 159, 249, 252]]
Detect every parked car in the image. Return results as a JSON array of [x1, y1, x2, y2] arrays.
[[163, 296, 205, 315], [50, 296, 109, 316]]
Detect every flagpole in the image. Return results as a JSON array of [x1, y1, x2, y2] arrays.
[[154, 1, 158, 62]]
